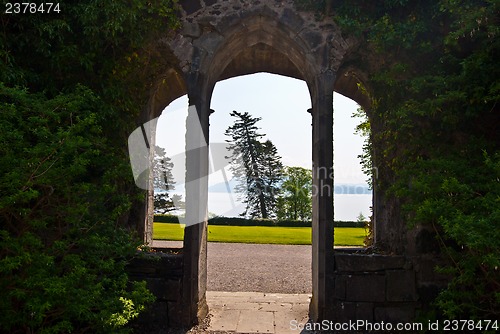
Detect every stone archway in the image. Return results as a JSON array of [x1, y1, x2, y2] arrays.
[[137, 0, 425, 328], [159, 2, 354, 324], [142, 0, 358, 326]]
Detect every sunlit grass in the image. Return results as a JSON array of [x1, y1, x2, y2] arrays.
[[153, 223, 365, 246]]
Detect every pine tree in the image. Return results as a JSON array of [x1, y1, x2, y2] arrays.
[[257, 140, 283, 217], [225, 111, 283, 218], [153, 145, 179, 214]]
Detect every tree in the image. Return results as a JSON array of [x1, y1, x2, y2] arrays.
[[0, 85, 154, 333], [353, 106, 374, 188], [0, 1, 179, 332], [153, 146, 175, 191], [276, 167, 312, 221], [323, 0, 500, 320], [257, 140, 284, 217], [356, 212, 366, 223], [225, 111, 283, 218], [153, 146, 182, 214]]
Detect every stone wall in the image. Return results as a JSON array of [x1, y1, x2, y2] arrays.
[[139, 0, 420, 323], [127, 249, 184, 333], [326, 249, 449, 324], [125, 247, 449, 331]]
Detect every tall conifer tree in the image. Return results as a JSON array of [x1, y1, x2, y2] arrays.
[[225, 111, 283, 218]]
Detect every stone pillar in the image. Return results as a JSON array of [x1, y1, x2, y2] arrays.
[[145, 174, 154, 245], [182, 75, 210, 326], [310, 71, 335, 321], [142, 112, 158, 246]]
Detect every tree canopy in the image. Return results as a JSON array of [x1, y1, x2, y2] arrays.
[[0, 1, 179, 332], [276, 167, 312, 221], [225, 111, 283, 219], [296, 0, 499, 320], [325, 0, 500, 320]]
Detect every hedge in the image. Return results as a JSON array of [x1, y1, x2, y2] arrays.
[[154, 215, 364, 227]]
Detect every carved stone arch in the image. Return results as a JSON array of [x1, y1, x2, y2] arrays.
[[175, 4, 344, 324], [137, 54, 188, 246], [130, 2, 445, 329], [334, 66, 372, 112], [333, 64, 409, 254], [147, 68, 188, 121], [204, 14, 320, 87]]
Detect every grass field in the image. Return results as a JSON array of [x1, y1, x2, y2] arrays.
[[153, 223, 366, 246]]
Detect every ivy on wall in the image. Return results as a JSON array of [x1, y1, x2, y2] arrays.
[[297, 0, 499, 320], [0, 1, 179, 332]]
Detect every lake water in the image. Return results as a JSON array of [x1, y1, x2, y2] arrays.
[[207, 193, 372, 221], [333, 194, 372, 221]]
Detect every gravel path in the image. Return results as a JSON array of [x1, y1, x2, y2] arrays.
[[152, 241, 313, 293], [207, 242, 311, 294]]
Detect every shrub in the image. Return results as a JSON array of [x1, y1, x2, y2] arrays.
[[0, 85, 154, 333], [154, 214, 363, 227]]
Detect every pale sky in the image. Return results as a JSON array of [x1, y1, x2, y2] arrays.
[[156, 73, 372, 220]]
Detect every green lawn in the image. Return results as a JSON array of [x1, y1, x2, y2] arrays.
[[153, 222, 366, 246]]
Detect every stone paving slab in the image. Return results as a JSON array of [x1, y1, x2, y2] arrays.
[[210, 309, 240, 332], [257, 302, 293, 312], [206, 291, 311, 334], [238, 310, 275, 333]]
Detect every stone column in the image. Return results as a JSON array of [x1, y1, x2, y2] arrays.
[[182, 75, 210, 326], [144, 138, 155, 245], [310, 71, 335, 321], [138, 104, 159, 246]]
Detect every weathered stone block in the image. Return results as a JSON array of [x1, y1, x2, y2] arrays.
[[182, 22, 201, 38], [386, 270, 417, 302], [182, 0, 202, 16], [257, 5, 277, 23], [281, 7, 305, 31], [334, 275, 347, 300], [168, 301, 184, 327], [335, 254, 405, 272], [217, 12, 242, 33], [331, 302, 356, 323], [130, 301, 169, 332], [417, 283, 442, 305], [193, 31, 224, 54], [165, 279, 182, 301], [145, 278, 166, 299], [374, 305, 415, 323], [415, 257, 450, 284], [355, 302, 374, 321], [158, 258, 183, 277], [128, 263, 157, 275], [301, 30, 323, 50], [415, 228, 440, 254], [345, 274, 385, 302]]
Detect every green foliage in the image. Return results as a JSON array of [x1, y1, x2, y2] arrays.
[[209, 216, 311, 227], [153, 223, 366, 246], [154, 214, 182, 224], [353, 106, 374, 188], [400, 152, 500, 319], [320, 0, 500, 320], [276, 167, 312, 221], [154, 214, 363, 227], [153, 146, 184, 214], [0, 1, 179, 332], [0, 0, 179, 94], [356, 211, 373, 247], [0, 85, 155, 333]]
